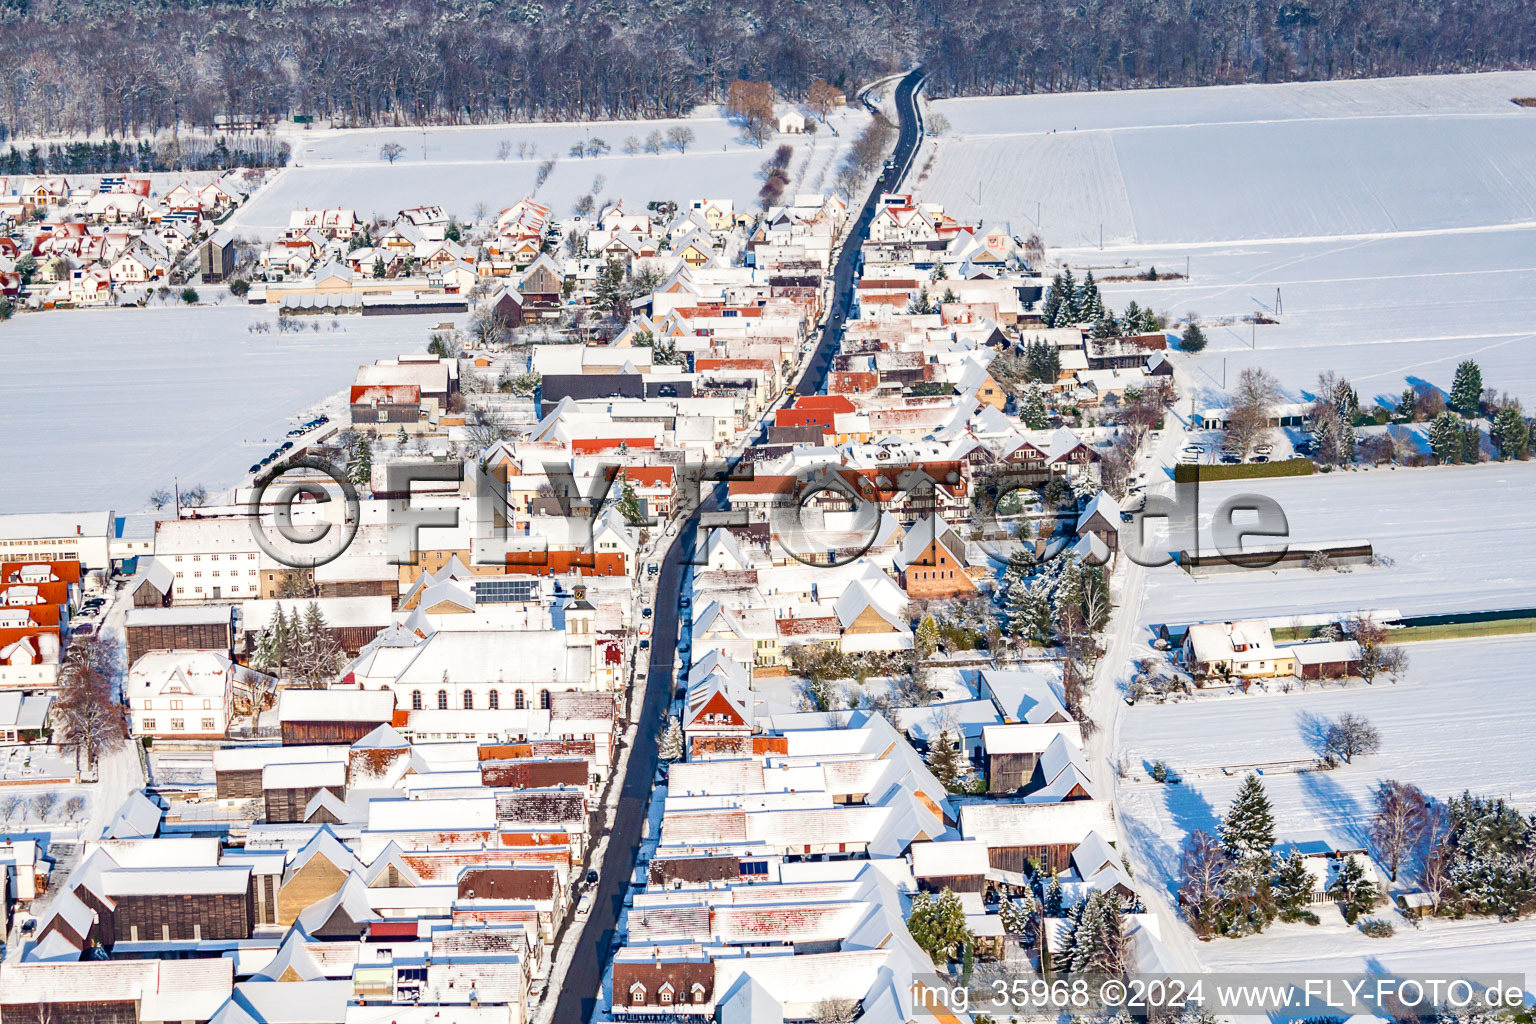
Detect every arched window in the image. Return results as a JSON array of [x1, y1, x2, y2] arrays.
[[411, 690, 423, 710], [437, 689, 448, 710], [539, 689, 551, 710], [463, 689, 474, 710], [488, 690, 499, 710], [514, 689, 526, 710]]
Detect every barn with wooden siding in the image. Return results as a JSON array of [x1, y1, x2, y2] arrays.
[[278, 688, 395, 746], [0, 960, 233, 1024], [910, 838, 989, 894], [125, 605, 234, 665], [1293, 639, 1364, 679], [959, 799, 1118, 876], [262, 761, 346, 823], [126, 558, 175, 608], [982, 722, 1084, 794], [99, 866, 253, 943], [213, 744, 351, 799]]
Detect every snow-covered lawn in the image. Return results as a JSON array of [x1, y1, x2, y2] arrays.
[[920, 71, 1536, 407], [0, 306, 436, 514], [229, 107, 868, 236]]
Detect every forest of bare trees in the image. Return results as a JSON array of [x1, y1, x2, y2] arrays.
[[2, 0, 1535, 141]]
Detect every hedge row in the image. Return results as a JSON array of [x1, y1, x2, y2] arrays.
[[1173, 458, 1314, 483]]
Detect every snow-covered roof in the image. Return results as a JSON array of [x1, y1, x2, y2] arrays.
[[101, 864, 251, 896], [277, 688, 395, 724], [909, 838, 990, 878], [102, 790, 163, 840]]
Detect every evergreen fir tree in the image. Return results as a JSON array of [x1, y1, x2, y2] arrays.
[[1449, 360, 1484, 415], [907, 888, 972, 965], [1327, 858, 1379, 923], [1067, 890, 1126, 975], [1460, 422, 1482, 463], [1219, 773, 1276, 863], [658, 716, 684, 762], [1044, 872, 1064, 916], [1041, 274, 1064, 326], [925, 728, 968, 791], [1022, 383, 1048, 429], [1399, 386, 1419, 420], [1428, 411, 1463, 463], [1025, 339, 1062, 383], [1218, 856, 1278, 936], [1336, 418, 1357, 465], [1123, 300, 1143, 331], [1013, 580, 1054, 645], [395, 425, 409, 452], [1057, 267, 1078, 323], [1313, 416, 1338, 464], [1138, 306, 1160, 333], [1002, 548, 1035, 587], [1490, 405, 1530, 460], [1090, 314, 1121, 339], [999, 891, 1033, 934], [251, 622, 281, 675], [1179, 321, 1207, 353], [1273, 848, 1319, 923], [914, 615, 941, 659], [1080, 271, 1105, 321], [349, 435, 374, 486]]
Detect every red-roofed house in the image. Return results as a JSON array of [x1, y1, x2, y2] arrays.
[[349, 384, 421, 427]]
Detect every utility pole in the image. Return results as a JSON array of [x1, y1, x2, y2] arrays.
[[1099, 223, 1103, 250], [1275, 286, 1283, 317], [1185, 254, 1190, 279]]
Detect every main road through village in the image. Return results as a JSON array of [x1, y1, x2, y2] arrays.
[[551, 67, 928, 1024]]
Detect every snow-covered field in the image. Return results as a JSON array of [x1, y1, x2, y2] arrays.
[[229, 107, 867, 236], [1111, 463, 1536, 975], [1136, 460, 1536, 624], [921, 71, 1536, 407], [0, 306, 439, 514], [1117, 634, 1536, 974]]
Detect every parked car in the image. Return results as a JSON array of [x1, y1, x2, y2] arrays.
[[638, 639, 650, 650], [586, 869, 599, 884], [280, 441, 293, 451], [642, 607, 652, 618], [1220, 453, 1242, 464], [679, 596, 691, 609], [249, 464, 262, 474], [1251, 454, 1270, 463]]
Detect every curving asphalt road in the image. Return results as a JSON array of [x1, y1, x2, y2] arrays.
[[550, 66, 926, 1024]]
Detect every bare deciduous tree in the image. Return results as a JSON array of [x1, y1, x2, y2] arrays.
[[31, 792, 58, 822], [1324, 712, 1381, 764], [380, 142, 405, 163], [1371, 780, 1429, 881]]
